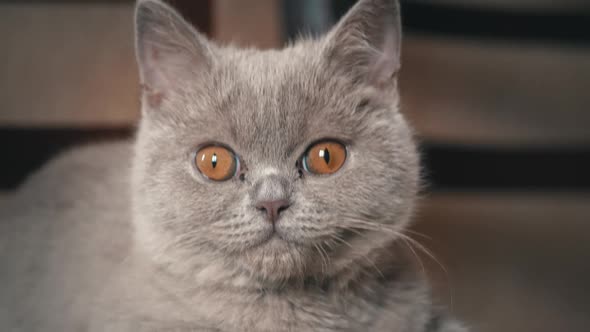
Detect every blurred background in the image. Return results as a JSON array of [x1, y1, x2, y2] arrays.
[[1, 0, 589, 331]]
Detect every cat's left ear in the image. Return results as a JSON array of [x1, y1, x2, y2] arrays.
[[322, 0, 401, 89], [135, 0, 214, 110]]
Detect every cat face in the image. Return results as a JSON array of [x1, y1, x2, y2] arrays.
[[132, 0, 419, 283]]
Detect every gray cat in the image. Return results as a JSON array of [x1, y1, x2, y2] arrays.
[[0, 0, 467, 331]]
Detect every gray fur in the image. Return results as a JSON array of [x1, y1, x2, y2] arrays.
[[0, 0, 466, 331]]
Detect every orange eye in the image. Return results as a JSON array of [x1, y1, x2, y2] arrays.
[[195, 145, 238, 181], [302, 141, 347, 175]]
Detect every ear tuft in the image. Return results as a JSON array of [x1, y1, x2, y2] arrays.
[[135, 0, 213, 110], [323, 0, 402, 89]]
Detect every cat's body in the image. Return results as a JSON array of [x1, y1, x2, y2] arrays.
[[0, 0, 466, 331], [0, 142, 133, 331]]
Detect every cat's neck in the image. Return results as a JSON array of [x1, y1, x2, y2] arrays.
[[107, 237, 421, 329]]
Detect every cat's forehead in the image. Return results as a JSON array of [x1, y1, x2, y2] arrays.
[[201, 45, 351, 160], [217, 45, 324, 110]]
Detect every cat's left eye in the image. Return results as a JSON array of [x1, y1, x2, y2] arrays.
[[302, 141, 347, 175], [195, 145, 238, 181]]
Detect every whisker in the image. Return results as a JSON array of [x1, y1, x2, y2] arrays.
[[403, 229, 432, 240], [335, 217, 455, 308], [313, 243, 328, 276], [399, 236, 426, 274], [328, 232, 385, 279]]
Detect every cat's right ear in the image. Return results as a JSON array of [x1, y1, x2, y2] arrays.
[[135, 0, 214, 110]]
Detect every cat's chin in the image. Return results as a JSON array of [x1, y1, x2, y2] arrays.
[[238, 236, 310, 282]]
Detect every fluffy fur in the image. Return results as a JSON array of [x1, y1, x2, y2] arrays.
[[0, 0, 466, 331]]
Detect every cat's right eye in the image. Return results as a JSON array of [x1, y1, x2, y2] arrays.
[[195, 145, 239, 181]]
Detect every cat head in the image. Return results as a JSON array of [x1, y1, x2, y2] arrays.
[[132, 0, 419, 284]]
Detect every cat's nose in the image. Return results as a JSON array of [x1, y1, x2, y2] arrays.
[[256, 199, 290, 224]]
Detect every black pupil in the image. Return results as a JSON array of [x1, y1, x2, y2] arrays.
[[322, 148, 330, 164], [211, 153, 217, 168]]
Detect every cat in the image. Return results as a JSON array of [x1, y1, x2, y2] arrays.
[[0, 0, 467, 331]]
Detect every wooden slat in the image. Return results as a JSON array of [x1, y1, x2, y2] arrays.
[[401, 36, 590, 146], [0, 3, 139, 127], [0, 1, 278, 128], [413, 192, 590, 332]]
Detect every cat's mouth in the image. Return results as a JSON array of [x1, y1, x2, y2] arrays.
[[254, 229, 289, 248], [245, 224, 308, 254]]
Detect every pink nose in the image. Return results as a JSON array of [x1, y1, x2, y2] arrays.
[[255, 199, 290, 224]]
